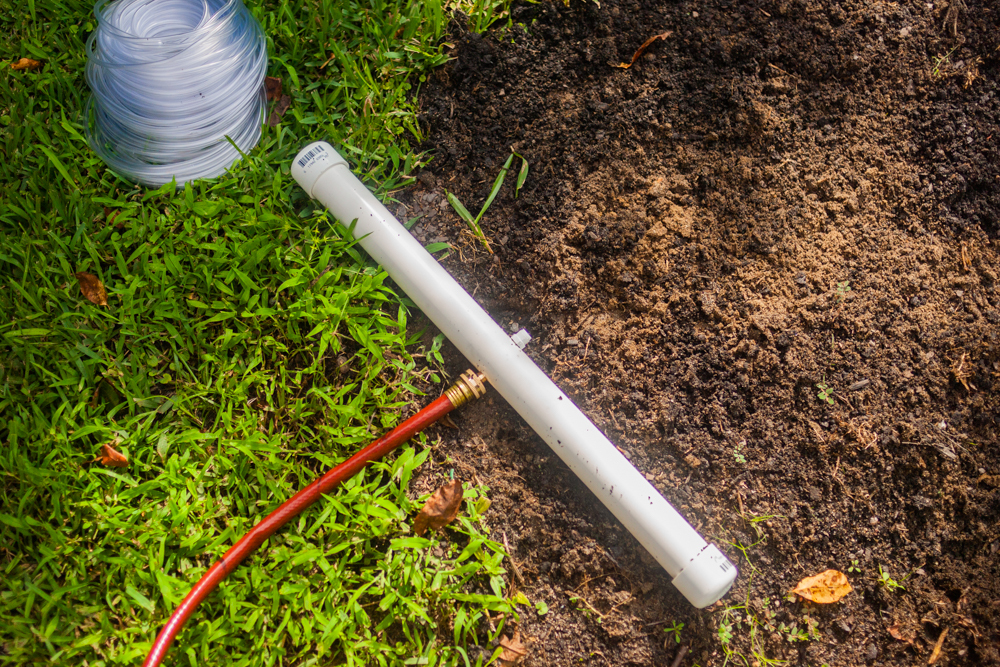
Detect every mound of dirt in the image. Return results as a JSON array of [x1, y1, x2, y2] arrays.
[[399, 0, 1000, 664]]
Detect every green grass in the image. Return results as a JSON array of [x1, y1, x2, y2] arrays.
[[0, 0, 520, 664], [445, 151, 528, 253]]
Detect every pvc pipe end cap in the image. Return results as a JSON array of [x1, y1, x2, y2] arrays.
[[292, 141, 348, 197], [671, 544, 738, 608]]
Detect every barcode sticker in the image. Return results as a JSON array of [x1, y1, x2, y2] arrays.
[[297, 146, 326, 168]]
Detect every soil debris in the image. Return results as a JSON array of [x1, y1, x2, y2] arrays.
[[402, 0, 1000, 663]]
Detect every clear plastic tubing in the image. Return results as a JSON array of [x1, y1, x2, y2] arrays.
[[85, 0, 267, 187]]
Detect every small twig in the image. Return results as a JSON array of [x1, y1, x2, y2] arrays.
[[573, 573, 612, 592], [502, 532, 525, 586], [615, 31, 673, 69], [609, 594, 633, 614], [670, 643, 689, 667], [831, 470, 855, 501], [565, 590, 605, 620], [928, 627, 949, 665]]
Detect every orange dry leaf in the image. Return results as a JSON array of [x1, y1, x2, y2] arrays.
[[888, 623, 914, 644], [790, 569, 852, 603], [75, 272, 108, 306], [616, 31, 673, 69], [498, 630, 527, 665], [413, 479, 463, 535], [11, 57, 43, 71], [97, 443, 128, 468]]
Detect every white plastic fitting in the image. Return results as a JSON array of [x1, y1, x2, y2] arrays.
[[292, 142, 737, 608], [510, 328, 532, 350]]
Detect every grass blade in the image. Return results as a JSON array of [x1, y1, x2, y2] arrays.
[[446, 190, 476, 226], [37, 145, 78, 190], [514, 152, 529, 197], [476, 154, 514, 224], [447, 190, 493, 254], [424, 242, 452, 259]]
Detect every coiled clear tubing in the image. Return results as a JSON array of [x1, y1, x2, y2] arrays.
[[85, 0, 267, 187]]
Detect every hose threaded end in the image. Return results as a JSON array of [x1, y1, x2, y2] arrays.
[[444, 370, 488, 408]]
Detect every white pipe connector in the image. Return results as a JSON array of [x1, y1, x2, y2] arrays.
[[292, 142, 737, 608], [510, 328, 532, 350]]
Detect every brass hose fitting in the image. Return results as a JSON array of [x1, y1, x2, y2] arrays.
[[444, 370, 488, 408]]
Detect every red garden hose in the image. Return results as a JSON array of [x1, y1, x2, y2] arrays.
[[142, 371, 487, 667]]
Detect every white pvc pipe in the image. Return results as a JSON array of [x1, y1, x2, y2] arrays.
[[292, 142, 737, 608]]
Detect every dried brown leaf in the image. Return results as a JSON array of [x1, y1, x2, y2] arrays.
[[266, 94, 292, 126], [790, 569, 852, 603], [616, 31, 673, 69], [808, 420, 826, 444], [75, 272, 108, 306], [97, 443, 128, 468], [103, 207, 121, 228], [11, 57, 43, 71], [413, 479, 463, 535], [264, 76, 282, 101], [498, 630, 527, 665], [888, 624, 914, 644]]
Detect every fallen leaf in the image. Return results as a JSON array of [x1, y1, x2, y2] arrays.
[[888, 624, 914, 644], [75, 272, 108, 306], [616, 31, 673, 69], [264, 75, 282, 101], [11, 57, 43, 71], [413, 479, 463, 535], [97, 443, 128, 468], [266, 94, 291, 126], [790, 569, 852, 603], [498, 630, 527, 665], [928, 627, 948, 665], [102, 206, 120, 226], [808, 420, 826, 444]]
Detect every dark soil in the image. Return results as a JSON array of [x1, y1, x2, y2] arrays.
[[398, 0, 1000, 664]]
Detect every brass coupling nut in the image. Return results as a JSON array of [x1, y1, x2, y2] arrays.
[[444, 370, 488, 408]]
